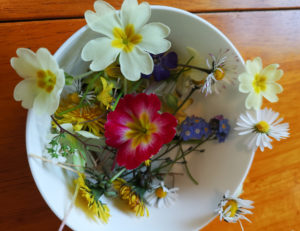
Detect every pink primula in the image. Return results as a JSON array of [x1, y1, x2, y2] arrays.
[[105, 93, 177, 169]]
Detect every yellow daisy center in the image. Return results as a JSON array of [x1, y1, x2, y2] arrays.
[[155, 187, 167, 198], [111, 24, 142, 53], [125, 112, 157, 148], [255, 120, 270, 133], [214, 68, 225, 80], [252, 74, 267, 93], [223, 199, 238, 217], [36, 69, 56, 93]]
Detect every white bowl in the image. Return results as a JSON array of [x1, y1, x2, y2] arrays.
[[26, 6, 254, 231]]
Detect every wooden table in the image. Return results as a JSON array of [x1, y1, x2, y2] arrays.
[[0, 1, 299, 230]]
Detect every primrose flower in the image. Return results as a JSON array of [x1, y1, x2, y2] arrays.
[[238, 57, 283, 110], [82, 0, 171, 81], [235, 108, 289, 152], [11, 48, 65, 115], [143, 52, 178, 81], [217, 190, 254, 230], [75, 173, 110, 223], [105, 93, 177, 169], [144, 181, 179, 208]]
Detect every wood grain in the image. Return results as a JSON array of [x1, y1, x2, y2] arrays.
[[1, 0, 300, 21], [0, 10, 299, 231]]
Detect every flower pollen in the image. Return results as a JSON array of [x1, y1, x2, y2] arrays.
[[252, 74, 267, 94], [111, 24, 142, 53], [255, 120, 270, 133], [37, 69, 56, 93], [155, 187, 167, 198], [223, 199, 238, 217], [214, 68, 225, 80]]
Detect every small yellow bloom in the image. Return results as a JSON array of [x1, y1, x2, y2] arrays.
[[74, 173, 110, 223], [105, 62, 122, 78], [238, 57, 283, 110], [97, 77, 114, 109], [113, 178, 149, 217], [144, 159, 151, 166]]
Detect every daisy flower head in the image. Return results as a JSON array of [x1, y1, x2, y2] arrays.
[[144, 181, 179, 208], [82, 0, 171, 81], [104, 93, 177, 169], [238, 57, 283, 110], [235, 107, 289, 152], [217, 190, 254, 229], [11, 48, 65, 115]]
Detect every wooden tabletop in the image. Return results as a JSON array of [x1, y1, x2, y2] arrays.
[[0, 1, 299, 230]]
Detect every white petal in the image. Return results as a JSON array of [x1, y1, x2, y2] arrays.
[[246, 57, 262, 76], [76, 130, 100, 139], [238, 73, 252, 93], [261, 64, 283, 81], [11, 48, 40, 79], [262, 83, 283, 103], [81, 37, 120, 71], [138, 22, 171, 54], [119, 47, 153, 81], [245, 92, 262, 110], [36, 48, 59, 71], [33, 92, 60, 115], [13, 79, 38, 109], [121, 0, 150, 31], [85, 1, 121, 38]]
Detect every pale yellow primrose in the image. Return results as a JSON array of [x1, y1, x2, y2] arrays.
[[238, 57, 283, 110], [11, 48, 65, 115], [81, 0, 171, 81]]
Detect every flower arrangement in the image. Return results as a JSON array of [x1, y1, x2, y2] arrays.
[[11, 0, 290, 230]]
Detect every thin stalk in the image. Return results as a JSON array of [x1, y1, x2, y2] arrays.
[[109, 168, 126, 183], [173, 86, 199, 115], [74, 70, 94, 80], [177, 64, 212, 74], [180, 144, 199, 185]]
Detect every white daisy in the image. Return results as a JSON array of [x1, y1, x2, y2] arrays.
[[144, 181, 179, 208], [11, 48, 65, 115], [81, 0, 171, 81], [238, 57, 283, 110], [216, 190, 254, 231], [235, 108, 289, 152]]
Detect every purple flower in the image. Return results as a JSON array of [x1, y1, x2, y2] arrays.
[[180, 116, 211, 141], [209, 115, 230, 143], [143, 52, 178, 81]]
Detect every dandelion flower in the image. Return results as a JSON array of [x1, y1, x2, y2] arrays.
[[11, 48, 65, 115], [238, 57, 283, 110], [113, 178, 149, 216], [217, 190, 254, 230], [144, 181, 178, 208], [75, 173, 110, 223], [82, 0, 171, 81], [235, 107, 289, 152]]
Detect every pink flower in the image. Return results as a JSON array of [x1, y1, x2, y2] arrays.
[[105, 93, 177, 169]]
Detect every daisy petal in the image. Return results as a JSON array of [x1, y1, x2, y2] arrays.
[[138, 22, 171, 54], [119, 47, 153, 81], [81, 37, 120, 71]]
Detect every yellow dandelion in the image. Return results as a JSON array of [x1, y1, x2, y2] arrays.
[[74, 173, 110, 223], [55, 94, 106, 137], [105, 62, 122, 78], [113, 178, 149, 217], [97, 77, 114, 109]]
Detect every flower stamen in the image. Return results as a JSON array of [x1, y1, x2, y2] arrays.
[[255, 120, 270, 133], [37, 69, 57, 93]]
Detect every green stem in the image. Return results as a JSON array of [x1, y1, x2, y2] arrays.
[[174, 56, 194, 80], [123, 79, 127, 95], [180, 144, 199, 185], [74, 70, 94, 80], [177, 64, 212, 74], [173, 86, 199, 115], [109, 168, 126, 183], [152, 140, 182, 161]]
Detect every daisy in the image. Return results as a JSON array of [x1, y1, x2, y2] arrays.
[[238, 57, 283, 110], [11, 48, 65, 115], [235, 108, 289, 152], [216, 190, 254, 231], [81, 0, 171, 81], [144, 181, 179, 208]]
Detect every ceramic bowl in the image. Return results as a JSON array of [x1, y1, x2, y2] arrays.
[[26, 5, 254, 231]]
